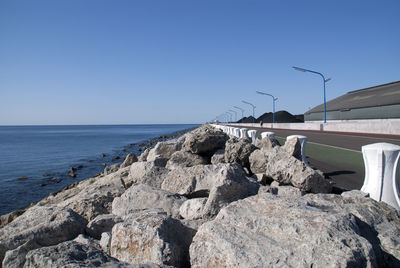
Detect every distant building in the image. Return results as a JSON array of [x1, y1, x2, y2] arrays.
[[305, 80, 400, 121]]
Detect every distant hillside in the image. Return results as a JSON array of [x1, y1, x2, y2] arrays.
[[237, 116, 256, 123]]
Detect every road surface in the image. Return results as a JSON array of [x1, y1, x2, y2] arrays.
[[227, 124, 400, 192]]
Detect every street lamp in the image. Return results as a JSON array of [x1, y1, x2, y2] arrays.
[[226, 111, 233, 123], [229, 109, 237, 122], [256, 91, 278, 124], [293, 66, 331, 123], [233, 106, 245, 121], [242, 100, 256, 124]]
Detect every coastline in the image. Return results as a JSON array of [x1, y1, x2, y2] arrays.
[[1, 124, 399, 267], [0, 125, 197, 217]]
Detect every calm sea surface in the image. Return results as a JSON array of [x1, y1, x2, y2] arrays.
[[0, 124, 198, 215]]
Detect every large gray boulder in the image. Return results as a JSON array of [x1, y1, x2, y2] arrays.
[[249, 147, 331, 193], [224, 137, 257, 170], [112, 184, 187, 218], [110, 210, 193, 267], [104, 163, 121, 175], [162, 163, 258, 217], [120, 153, 138, 168], [0, 205, 87, 266], [146, 141, 180, 162], [165, 151, 208, 170], [128, 161, 169, 188], [54, 167, 131, 220], [182, 125, 228, 155], [254, 136, 280, 149], [282, 137, 302, 160], [24, 240, 133, 267], [210, 149, 225, 164], [86, 214, 123, 239], [190, 191, 394, 268], [179, 198, 208, 220]]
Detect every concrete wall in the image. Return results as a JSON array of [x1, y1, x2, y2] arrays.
[[305, 104, 400, 121], [228, 118, 400, 135]]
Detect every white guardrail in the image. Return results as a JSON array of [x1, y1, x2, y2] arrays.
[[210, 124, 400, 211]]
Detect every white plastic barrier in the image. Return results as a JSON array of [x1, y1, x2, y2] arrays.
[[286, 135, 309, 165], [261, 132, 275, 139], [361, 143, 400, 210], [233, 128, 241, 138], [248, 130, 258, 143], [240, 128, 248, 139]]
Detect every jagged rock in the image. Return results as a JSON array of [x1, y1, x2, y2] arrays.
[[147, 141, 180, 162], [210, 149, 225, 164], [100, 232, 112, 254], [255, 137, 280, 149], [270, 180, 280, 187], [179, 198, 208, 220], [162, 163, 258, 217], [112, 184, 187, 218], [37, 167, 130, 221], [182, 125, 228, 154], [120, 153, 138, 168], [165, 151, 208, 170], [224, 137, 257, 170], [268, 185, 305, 197], [110, 210, 193, 267], [104, 163, 121, 175], [73, 234, 101, 249], [0, 205, 87, 266], [190, 192, 384, 267], [282, 137, 302, 160], [86, 214, 122, 239], [202, 164, 259, 217], [0, 209, 26, 228], [138, 148, 150, 162], [248, 148, 269, 174], [251, 173, 272, 185], [24, 240, 132, 267], [128, 161, 169, 188], [249, 148, 331, 193]]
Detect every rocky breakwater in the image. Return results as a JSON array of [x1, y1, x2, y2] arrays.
[[0, 124, 399, 267]]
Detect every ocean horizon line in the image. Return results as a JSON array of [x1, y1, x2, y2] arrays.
[[0, 123, 201, 127]]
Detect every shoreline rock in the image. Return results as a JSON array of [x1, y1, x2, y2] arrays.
[[1, 124, 399, 267]]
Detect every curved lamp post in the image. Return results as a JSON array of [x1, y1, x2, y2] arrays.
[[242, 100, 256, 124], [233, 106, 245, 121], [293, 66, 331, 123], [256, 91, 278, 124], [229, 109, 237, 122], [226, 112, 233, 123]]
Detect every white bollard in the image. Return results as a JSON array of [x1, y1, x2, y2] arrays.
[[233, 128, 241, 138], [240, 128, 248, 139], [261, 132, 275, 139], [286, 135, 309, 165], [247, 130, 258, 143], [361, 143, 400, 210]]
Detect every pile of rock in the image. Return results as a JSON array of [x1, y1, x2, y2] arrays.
[[1, 124, 399, 267]]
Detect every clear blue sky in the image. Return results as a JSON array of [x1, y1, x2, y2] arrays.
[[1, 0, 399, 125]]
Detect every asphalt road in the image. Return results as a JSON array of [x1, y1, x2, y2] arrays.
[[227, 124, 400, 192]]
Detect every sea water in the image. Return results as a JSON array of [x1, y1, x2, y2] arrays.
[[0, 124, 198, 215]]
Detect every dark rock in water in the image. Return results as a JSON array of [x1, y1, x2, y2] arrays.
[[88, 159, 94, 162], [138, 148, 142, 151], [111, 156, 121, 162], [101, 163, 106, 167], [16, 176, 28, 181], [122, 148, 127, 152], [70, 167, 77, 172], [129, 143, 135, 147], [69, 168, 76, 178], [37, 184, 47, 187], [139, 143, 145, 147], [100, 153, 106, 158], [76, 165, 84, 169]]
